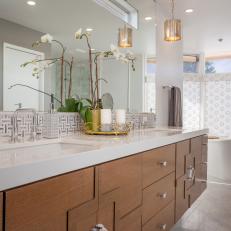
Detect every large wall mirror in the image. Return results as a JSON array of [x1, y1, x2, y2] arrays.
[[0, 0, 156, 112]]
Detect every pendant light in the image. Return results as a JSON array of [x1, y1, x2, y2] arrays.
[[118, 24, 133, 48], [164, 0, 181, 42]]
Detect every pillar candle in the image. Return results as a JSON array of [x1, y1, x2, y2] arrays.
[[115, 109, 126, 124], [100, 109, 112, 124]]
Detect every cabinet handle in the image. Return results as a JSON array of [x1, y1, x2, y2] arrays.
[[159, 161, 168, 167], [159, 192, 168, 199], [186, 166, 195, 181], [92, 224, 108, 231], [159, 224, 167, 230]]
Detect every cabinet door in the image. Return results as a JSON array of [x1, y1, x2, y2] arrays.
[[99, 155, 142, 218], [176, 140, 190, 179], [175, 175, 189, 222], [6, 168, 95, 231], [68, 200, 98, 231], [119, 207, 142, 231], [98, 189, 119, 231], [0, 192, 3, 231]]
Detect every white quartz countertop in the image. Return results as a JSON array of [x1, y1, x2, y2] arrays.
[[0, 127, 208, 191]]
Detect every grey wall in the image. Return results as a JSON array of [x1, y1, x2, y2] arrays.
[[0, 18, 51, 110]]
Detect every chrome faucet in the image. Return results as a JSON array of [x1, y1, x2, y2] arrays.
[[11, 108, 38, 143]]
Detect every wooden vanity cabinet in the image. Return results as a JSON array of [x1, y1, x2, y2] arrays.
[[0, 192, 3, 231], [2, 134, 208, 231], [175, 135, 208, 222], [5, 168, 95, 231], [68, 155, 142, 231]]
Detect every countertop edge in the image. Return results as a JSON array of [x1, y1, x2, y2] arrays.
[[0, 129, 208, 191]]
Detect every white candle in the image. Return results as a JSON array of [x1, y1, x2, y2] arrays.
[[115, 109, 126, 124], [100, 109, 112, 124]]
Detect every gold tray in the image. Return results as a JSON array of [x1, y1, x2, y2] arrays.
[[85, 130, 129, 136]]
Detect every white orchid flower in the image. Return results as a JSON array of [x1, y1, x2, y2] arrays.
[[75, 28, 82, 39], [41, 34, 53, 43]]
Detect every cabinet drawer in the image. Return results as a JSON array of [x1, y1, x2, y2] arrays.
[[5, 168, 95, 231], [175, 175, 189, 222], [176, 140, 190, 179], [0, 192, 2, 231], [202, 145, 208, 163], [119, 207, 142, 231], [142, 173, 175, 224], [143, 201, 175, 231], [143, 144, 175, 188]]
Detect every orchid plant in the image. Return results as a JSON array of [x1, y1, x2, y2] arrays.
[[21, 34, 74, 105], [75, 28, 136, 111]]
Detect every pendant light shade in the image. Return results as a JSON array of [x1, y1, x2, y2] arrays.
[[164, 19, 181, 42], [118, 25, 133, 48], [164, 0, 182, 42]]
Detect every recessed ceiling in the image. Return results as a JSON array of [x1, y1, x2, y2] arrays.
[[159, 0, 231, 55], [0, 0, 156, 57]]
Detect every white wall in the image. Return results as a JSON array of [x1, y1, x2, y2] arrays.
[[155, 5, 183, 126], [100, 55, 144, 112]]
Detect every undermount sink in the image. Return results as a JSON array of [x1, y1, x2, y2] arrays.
[[0, 142, 97, 167]]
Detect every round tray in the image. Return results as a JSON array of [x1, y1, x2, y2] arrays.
[[85, 130, 129, 136]]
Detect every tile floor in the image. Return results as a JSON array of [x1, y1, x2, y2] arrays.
[[172, 182, 231, 231]]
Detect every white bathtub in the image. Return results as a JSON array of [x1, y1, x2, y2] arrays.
[[208, 138, 231, 183]]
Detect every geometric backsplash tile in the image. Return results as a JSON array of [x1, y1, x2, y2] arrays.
[[0, 112, 156, 139]]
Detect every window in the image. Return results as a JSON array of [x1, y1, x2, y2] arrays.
[[183, 71, 231, 137], [144, 58, 156, 113], [183, 55, 199, 73], [205, 55, 231, 74]]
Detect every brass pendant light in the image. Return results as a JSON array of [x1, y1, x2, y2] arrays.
[[118, 24, 133, 48], [164, 0, 182, 42]]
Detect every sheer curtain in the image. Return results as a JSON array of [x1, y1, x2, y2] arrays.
[[183, 73, 231, 137]]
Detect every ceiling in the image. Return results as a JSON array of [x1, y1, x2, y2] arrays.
[[0, 0, 230, 56], [160, 0, 231, 55], [0, 0, 156, 57]]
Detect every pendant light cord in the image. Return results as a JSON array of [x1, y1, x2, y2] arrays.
[[171, 0, 175, 19]]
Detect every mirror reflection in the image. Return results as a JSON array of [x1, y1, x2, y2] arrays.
[[0, 0, 156, 113]]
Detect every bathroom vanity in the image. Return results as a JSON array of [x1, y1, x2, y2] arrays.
[[0, 128, 208, 231]]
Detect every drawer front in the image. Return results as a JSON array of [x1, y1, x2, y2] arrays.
[[142, 173, 175, 224], [175, 175, 189, 222], [119, 207, 142, 231], [6, 168, 95, 231], [0, 192, 2, 231], [176, 140, 190, 179], [143, 201, 175, 231], [202, 144, 208, 163], [143, 144, 175, 188]]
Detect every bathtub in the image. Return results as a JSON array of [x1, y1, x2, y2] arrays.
[[208, 138, 231, 183]]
